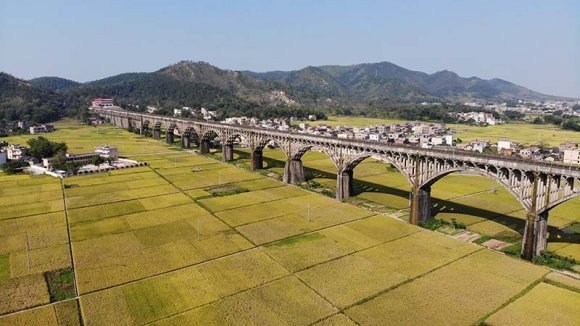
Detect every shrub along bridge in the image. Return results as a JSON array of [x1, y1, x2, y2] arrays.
[[96, 107, 580, 260]]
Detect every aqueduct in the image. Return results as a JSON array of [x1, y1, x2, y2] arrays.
[[96, 107, 580, 260]]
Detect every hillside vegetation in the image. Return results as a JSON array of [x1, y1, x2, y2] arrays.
[[1, 60, 576, 126]]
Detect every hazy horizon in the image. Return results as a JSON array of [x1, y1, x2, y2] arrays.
[[1, 0, 578, 98]]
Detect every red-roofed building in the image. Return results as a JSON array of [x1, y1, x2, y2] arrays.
[[91, 98, 114, 108]]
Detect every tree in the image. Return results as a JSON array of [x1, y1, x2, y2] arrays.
[[64, 162, 82, 175], [90, 156, 105, 166], [26, 136, 68, 160], [50, 151, 68, 171], [1, 160, 26, 175]]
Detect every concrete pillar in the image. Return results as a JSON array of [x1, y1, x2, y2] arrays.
[[283, 159, 305, 184], [222, 144, 234, 162], [181, 134, 191, 148], [251, 149, 264, 170], [166, 131, 174, 144], [153, 128, 161, 139], [409, 186, 432, 224], [521, 211, 548, 260], [200, 139, 211, 154], [336, 169, 353, 201]]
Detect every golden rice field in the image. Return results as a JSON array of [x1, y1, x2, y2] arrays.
[[0, 120, 578, 325]]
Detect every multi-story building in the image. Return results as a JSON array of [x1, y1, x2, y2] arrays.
[[497, 139, 511, 151], [563, 149, 580, 165], [95, 146, 119, 160], [471, 140, 489, 153], [91, 98, 115, 108], [6, 144, 27, 160], [29, 124, 54, 134]]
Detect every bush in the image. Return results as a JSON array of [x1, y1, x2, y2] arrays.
[[0, 160, 26, 174], [419, 218, 443, 230], [532, 251, 577, 271]]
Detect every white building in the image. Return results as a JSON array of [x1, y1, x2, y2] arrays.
[[29, 124, 54, 134], [471, 140, 489, 153], [443, 135, 453, 145], [497, 139, 511, 151], [6, 145, 27, 160], [563, 149, 580, 165], [95, 146, 119, 160]]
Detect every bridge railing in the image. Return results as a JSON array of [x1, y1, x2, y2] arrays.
[[97, 108, 580, 173]]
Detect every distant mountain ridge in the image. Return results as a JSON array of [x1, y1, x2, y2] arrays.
[[29, 76, 80, 90], [6, 60, 575, 115], [245, 61, 571, 103]]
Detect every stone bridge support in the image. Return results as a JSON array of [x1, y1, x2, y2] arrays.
[[222, 143, 234, 162], [200, 139, 211, 154], [336, 169, 354, 201], [283, 159, 306, 184], [522, 211, 548, 260], [409, 186, 432, 225], [251, 149, 264, 170], [181, 133, 191, 148], [166, 131, 174, 144], [153, 126, 161, 139]]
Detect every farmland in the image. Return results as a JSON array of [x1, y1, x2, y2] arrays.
[[0, 120, 578, 325]]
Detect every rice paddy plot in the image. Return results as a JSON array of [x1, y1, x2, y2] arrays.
[[65, 184, 179, 209], [298, 231, 479, 308], [265, 215, 420, 272], [200, 186, 306, 212], [345, 250, 547, 325], [72, 209, 253, 293], [430, 174, 497, 200], [80, 249, 289, 325], [63, 170, 160, 187], [163, 168, 262, 191], [0, 200, 65, 221], [234, 201, 377, 245], [0, 299, 81, 326], [485, 282, 580, 325], [152, 276, 337, 326], [0, 274, 50, 315]]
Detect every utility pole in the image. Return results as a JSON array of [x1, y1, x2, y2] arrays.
[[197, 217, 201, 241], [25, 232, 30, 273]]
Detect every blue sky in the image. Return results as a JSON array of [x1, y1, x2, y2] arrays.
[[1, 0, 578, 97]]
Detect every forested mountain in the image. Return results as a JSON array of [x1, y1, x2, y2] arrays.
[[0, 73, 68, 123], [1, 60, 575, 126], [247, 61, 569, 104], [28, 76, 80, 90]]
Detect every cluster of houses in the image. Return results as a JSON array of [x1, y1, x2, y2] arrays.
[[0, 142, 146, 178], [463, 100, 580, 118], [223, 116, 293, 131], [297, 122, 454, 148], [452, 112, 503, 126], [173, 107, 218, 120], [7, 121, 55, 135]]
